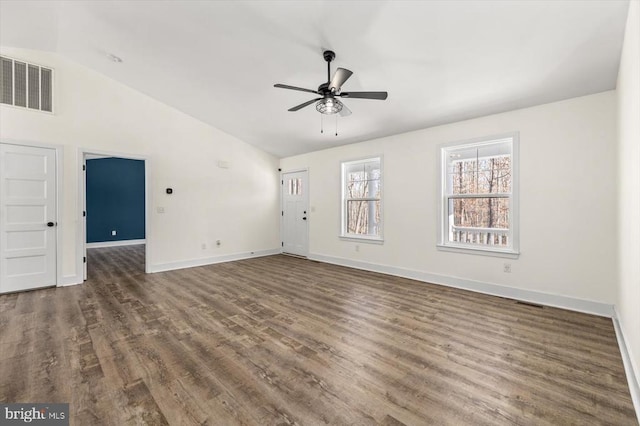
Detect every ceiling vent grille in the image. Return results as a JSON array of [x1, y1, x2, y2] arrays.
[[0, 56, 53, 113]]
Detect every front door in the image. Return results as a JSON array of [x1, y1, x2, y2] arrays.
[[282, 170, 308, 257], [0, 143, 57, 293]]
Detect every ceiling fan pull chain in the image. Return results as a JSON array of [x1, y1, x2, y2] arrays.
[[335, 115, 338, 136], [320, 113, 324, 134]]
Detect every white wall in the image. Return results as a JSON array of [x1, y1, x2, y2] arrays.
[[0, 47, 281, 282], [281, 91, 618, 308], [617, 0, 640, 408]]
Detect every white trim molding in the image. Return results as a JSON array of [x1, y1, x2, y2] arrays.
[[149, 248, 280, 273], [613, 307, 640, 423], [308, 252, 615, 317], [60, 275, 82, 287], [437, 132, 520, 258], [340, 155, 384, 242], [87, 239, 146, 249], [78, 147, 153, 279]]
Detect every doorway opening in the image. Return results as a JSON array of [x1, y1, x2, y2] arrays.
[[80, 150, 150, 280]]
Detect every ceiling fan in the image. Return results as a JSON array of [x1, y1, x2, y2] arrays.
[[274, 50, 388, 117]]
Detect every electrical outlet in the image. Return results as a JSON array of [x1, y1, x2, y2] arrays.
[[111, 230, 117, 236], [503, 263, 512, 273], [201, 243, 207, 250], [355, 245, 360, 252], [216, 240, 221, 247]]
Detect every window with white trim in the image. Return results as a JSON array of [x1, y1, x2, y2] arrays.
[[341, 157, 383, 240], [439, 134, 519, 256]]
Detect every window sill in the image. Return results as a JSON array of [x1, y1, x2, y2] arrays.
[[339, 235, 384, 245], [436, 244, 519, 259]]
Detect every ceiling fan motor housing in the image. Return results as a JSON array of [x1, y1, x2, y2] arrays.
[[318, 82, 331, 95], [323, 50, 336, 63]]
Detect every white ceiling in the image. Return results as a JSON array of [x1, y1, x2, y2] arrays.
[[0, 0, 630, 158]]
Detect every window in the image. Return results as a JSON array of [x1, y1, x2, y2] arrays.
[[439, 134, 519, 256], [341, 157, 383, 241], [287, 178, 302, 195], [0, 56, 53, 112]]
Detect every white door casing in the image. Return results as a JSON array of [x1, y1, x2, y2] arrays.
[[78, 148, 151, 279], [0, 143, 57, 293], [281, 170, 309, 257], [82, 157, 87, 280]]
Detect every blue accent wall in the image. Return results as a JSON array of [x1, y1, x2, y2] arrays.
[[86, 157, 145, 243]]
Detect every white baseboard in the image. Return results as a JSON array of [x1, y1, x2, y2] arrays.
[[86, 239, 146, 248], [149, 248, 281, 273], [613, 307, 640, 423], [308, 253, 615, 318]]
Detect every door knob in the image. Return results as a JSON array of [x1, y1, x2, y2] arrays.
[[47, 222, 56, 227]]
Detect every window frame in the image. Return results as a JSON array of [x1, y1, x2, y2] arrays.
[[340, 156, 384, 243], [437, 133, 519, 258]]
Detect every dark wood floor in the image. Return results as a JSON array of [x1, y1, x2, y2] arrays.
[[0, 245, 637, 425]]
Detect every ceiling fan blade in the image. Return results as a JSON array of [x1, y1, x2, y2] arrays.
[[288, 98, 322, 112], [339, 102, 352, 117], [329, 68, 353, 92], [340, 91, 388, 100], [274, 84, 318, 95]]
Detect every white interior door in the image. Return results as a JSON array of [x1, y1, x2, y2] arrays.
[[0, 143, 57, 293], [282, 170, 308, 257]]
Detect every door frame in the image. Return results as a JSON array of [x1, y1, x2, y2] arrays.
[[280, 167, 310, 257], [77, 148, 152, 279], [0, 139, 64, 288]]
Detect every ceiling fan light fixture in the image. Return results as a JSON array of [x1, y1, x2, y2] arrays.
[[316, 98, 343, 115]]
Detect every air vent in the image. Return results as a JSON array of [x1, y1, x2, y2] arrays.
[[0, 56, 53, 113]]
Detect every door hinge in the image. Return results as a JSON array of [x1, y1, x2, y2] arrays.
[[281, 211, 284, 216], [83, 211, 86, 217], [83, 256, 86, 263], [82, 165, 86, 171], [281, 242, 284, 247]]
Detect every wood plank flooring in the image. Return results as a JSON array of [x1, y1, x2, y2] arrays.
[[0, 245, 637, 425]]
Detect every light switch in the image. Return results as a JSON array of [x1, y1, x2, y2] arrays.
[[157, 207, 165, 213]]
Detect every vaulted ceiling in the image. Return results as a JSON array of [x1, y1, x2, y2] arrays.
[[0, 0, 630, 157]]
